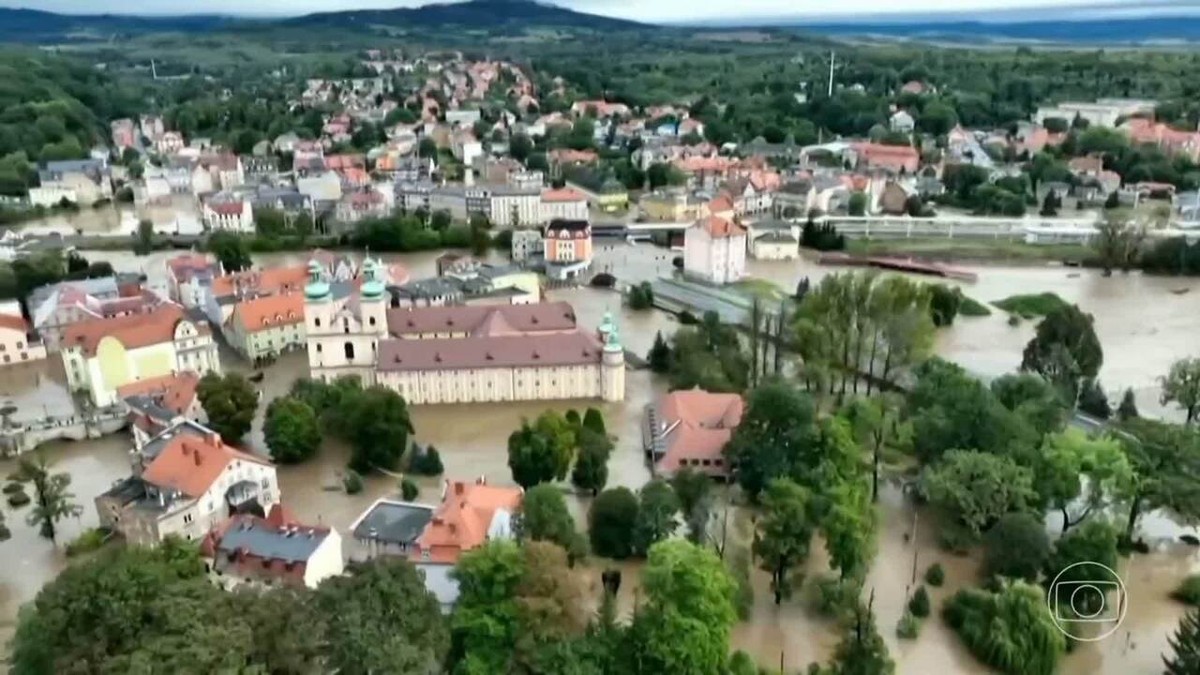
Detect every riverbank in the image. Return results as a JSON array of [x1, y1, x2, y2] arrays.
[[846, 236, 1093, 264]]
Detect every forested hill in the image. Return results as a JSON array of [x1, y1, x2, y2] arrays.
[[281, 0, 644, 32], [790, 16, 1200, 44], [0, 8, 242, 43]]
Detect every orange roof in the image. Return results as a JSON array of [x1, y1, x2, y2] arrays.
[[541, 187, 586, 203], [210, 265, 308, 298], [410, 480, 523, 565], [141, 429, 271, 498], [693, 216, 746, 239], [676, 156, 732, 173], [656, 389, 744, 475], [707, 195, 735, 214], [232, 293, 305, 333], [117, 371, 200, 416], [63, 305, 199, 358], [0, 314, 30, 333]]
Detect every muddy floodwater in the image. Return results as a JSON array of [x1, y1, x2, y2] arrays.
[[0, 243, 1197, 671]]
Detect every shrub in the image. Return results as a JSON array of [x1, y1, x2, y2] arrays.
[[677, 310, 698, 325], [409, 445, 444, 476], [65, 528, 109, 557], [896, 610, 921, 640], [925, 563, 946, 587], [984, 512, 1051, 581], [991, 292, 1069, 319], [813, 575, 861, 620], [7, 490, 30, 507], [958, 295, 992, 317], [943, 582, 1065, 675], [2, 482, 23, 495], [1007, 314, 1021, 327], [343, 469, 364, 495], [908, 585, 931, 618], [1173, 575, 1200, 606], [400, 477, 419, 502], [590, 273, 616, 288]]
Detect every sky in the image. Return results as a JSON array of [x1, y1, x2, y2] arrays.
[[5, 0, 1199, 23]]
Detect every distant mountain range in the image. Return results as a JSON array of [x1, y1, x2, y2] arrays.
[[1, 0, 1198, 45]]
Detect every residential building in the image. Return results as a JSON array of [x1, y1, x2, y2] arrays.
[[723, 176, 773, 216], [570, 100, 630, 118], [31, 159, 112, 206], [95, 420, 278, 546], [889, 110, 915, 133], [487, 187, 541, 228], [772, 179, 814, 218], [27, 278, 169, 352], [61, 304, 221, 407], [878, 181, 915, 215], [156, 131, 185, 155], [166, 253, 220, 308], [201, 505, 343, 589], [241, 156, 279, 184], [540, 188, 589, 222], [683, 216, 747, 285], [305, 260, 625, 404], [747, 221, 800, 261], [410, 478, 523, 608], [140, 115, 165, 142], [1034, 99, 1156, 129], [0, 302, 46, 367], [510, 229, 544, 262], [350, 498, 435, 558], [202, 197, 255, 233], [852, 143, 920, 174], [297, 172, 344, 202], [119, 371, 205, 445], [543, 219, 593, 280], [643, 389, 743, 477], [445, 108, 482, 126], [226, 293, 307, 362], [111, 119, 137, 150], [640, 189, 705, 222], [199, 264, 309, 328], [1122, 118, 1200, 161], [336, 189, 389, 224]]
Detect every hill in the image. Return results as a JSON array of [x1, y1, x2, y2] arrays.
[[0, 8, 242, 43], [785, 16, 1200, 44], [281, 0, 644, 32]]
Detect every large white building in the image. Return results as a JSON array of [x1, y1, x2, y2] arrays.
[[683, 216, 747, 284], [303, 259, 624, 404]]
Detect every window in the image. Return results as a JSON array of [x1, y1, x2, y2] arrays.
[[15, 341, 22, 349], [344, 342, 355, 360], [314, 317, 321, 328], [369, 316, 376, 326], [316, 344, 322, 353]]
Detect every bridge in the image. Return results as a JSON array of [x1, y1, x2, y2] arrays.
[[0, 407, 129, 456]]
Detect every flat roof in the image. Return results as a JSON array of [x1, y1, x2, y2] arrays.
[[350, 499, 434, 546]]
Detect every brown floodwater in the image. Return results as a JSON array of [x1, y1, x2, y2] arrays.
[[0, 243, 1197, 671]]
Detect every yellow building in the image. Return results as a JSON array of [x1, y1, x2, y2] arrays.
[[62, 305, 221, 406], [226, 293, 307, 362], [639, 189, 703, 222]]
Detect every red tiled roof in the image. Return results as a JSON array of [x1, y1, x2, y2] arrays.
[[211, 266, 308, 298], [385, 302, 577, 337], [167, 253, 215, 281], [232, 293, 305, 333], [117, 371, 200, 416], [378, 330, 602, 372], [141, 430, 271, 498], [707, 195, 735, 214], [207, 201, 246, 216], [541, 187, 586, 203], [63, 305, 201, 357], [410, 480, 522, 564], [656, 389, 743, 475], [693, 216, 746, 239], [0, 314, 30, 333]]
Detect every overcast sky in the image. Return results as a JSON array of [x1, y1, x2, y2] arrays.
[[5, 0, 1195, 23]]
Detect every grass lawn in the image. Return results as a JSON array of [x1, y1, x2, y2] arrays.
[[991, 292, 1070, 318], [731, 277, 789, 302], [846, 237, 1091, 263]]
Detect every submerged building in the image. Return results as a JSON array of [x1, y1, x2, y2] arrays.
[[303, 258, 625, 404]]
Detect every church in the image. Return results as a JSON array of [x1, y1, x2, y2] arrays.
[[303, 258, 625, 405]]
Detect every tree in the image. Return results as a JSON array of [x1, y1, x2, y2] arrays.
[[197, 372, 259, 442], [753, 478, 814, 604], [588, 487, 639, 559], [928, 284, 962, 327], [571, 428, 611, 496], [1161, 357, 1200, 425], [820, 600, 895, 675], [508, 411, 577, 488], [628, 282, 655, 310], [317, 559, 448, 674], [990, 372, 1068, 438], [848, 191, 868, 216], [983, 513, 1050, 581], [821, 478, 876, 581], [410, 445, 444, 475], [1117, 419, 1200, 541], [1093, 209, 1142, 276], [1117, 388, 1140, 421], [647, 331, 671, 373], [1044, 519, 1120, 601], [920, 450, 1037, 538], [582, 407, 607, 436], [943, 581, 1065, 675], [1034, 429, 1131, 533], [724, 381, 819, 499], [263, 397, 321, 464], [510, 133, 533, 162], [343, 386, 414, 473], [671, 467, 713, 543], [842, 394, 910, 501], [1078, 378, 1112, 419], [519, 484, 587, 561], [10, 453, 82, 544], [206, 231, 252, 272], [1038, 190, 1060, 217], [401, 477, 419, 501], [1164, 609, 1200, 675], [1020, 304, 1103, 402], [133, 219, 154, 255], [418, 137, 438, 158], [627, 540, 737, 675], [633, 479, 679, 555]]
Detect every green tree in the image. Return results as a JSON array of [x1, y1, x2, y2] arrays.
[[410, 445, 444, 475], [1020, 304, 1103, 404], [571, 428, 611, 496], [753, 478, 814, 604], [821, 478, 876, 581], [588, 487, 639, 559], [582, 407, 607, 436], [983, 513, 1050, 581], [671, 467, 713, 543], [418, 137, 438, 158], [1161, 357, 1200, 426], [1093, 209, 1142, 276], [317, 559, 448, 674], [724, 381, 819, 500], [206, 231, 252, 272], [921, 450, 1037, 538], [627, 540, 737, 675], [842, 394, 910, 501], [519, 484, 587, 561], [1033, 429, 1131, 533], [1044, 519, 1120, 600], [343, 386, 414, 473], [1164, 609, 1200, 675], [943, 581, 1066, 675], [234, 586, 326, 673], [449, 540, 524, 673], [510, 133, 533, 162], [10, 453, 82, 544], [263, 396, 321, 464], [1118, 388, 1140, 421], [508, 410, 577, 488], [647, 330, 672, 373], [401, 477, 419, 501], [848, 191, 868, 216], [819, 600, 895, 675], [1117, 418, 1200, 540], [633, 479, 679, 555], [990, 372, 1068, 438], [133, 219, 154, 255], [197, 372, 259, 442]]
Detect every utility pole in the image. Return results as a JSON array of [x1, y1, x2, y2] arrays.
[[827, 50, 836, 97]]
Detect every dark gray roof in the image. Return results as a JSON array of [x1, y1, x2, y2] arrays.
[[755, 231, 798, 243], [99, 476, 148, 505], [141, 420, 211, 463], [216, 517, 330, 563], [124, 395, 177, 424], [351, 499, 434, 545], [751, 219, 794, 231]]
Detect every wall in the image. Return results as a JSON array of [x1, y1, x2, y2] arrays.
[[377, 363, 604, 405], [302, 529, 345, 588]]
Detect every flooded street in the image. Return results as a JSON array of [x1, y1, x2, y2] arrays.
[[0, 241, 1197, 670]]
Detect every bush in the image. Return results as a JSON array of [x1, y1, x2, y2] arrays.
[[925, 563, 946, 587], [1173, 575, 1200, 606], [628, 281, 655, 310], [1078, 379, 1112, 419], [409, 445, 444, 476], [991, 292, 1069, 319], [958, 295, 992, 317], [896, 610, 921, 640], [984, 512, 1051, 581], [943, 582, 1066, 675], [400, 477, 419, 502], [590, 273, 616, 288], [1007, 314, 1021, 327], [908, 585, 931, 618], [677, 310, 698, 325], [2, 481, 23, 495], [65, 528, 108, 557], [343, 469, 364, 495], [7, 490, 30, 507], [813, 576, 861, 620]]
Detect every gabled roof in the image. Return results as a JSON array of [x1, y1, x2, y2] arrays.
[[655, 389, 744, 473], [232, 293, 305, 333], [541, 187, 586, 203], [62, 305, 199, 357], [385, 302, 577, 337], [377, 330, 603, 372], [118, 371, 201, 418], [692, 216, 746, 239], [411, 480, 523, 564], [141, 426, 271, 498]]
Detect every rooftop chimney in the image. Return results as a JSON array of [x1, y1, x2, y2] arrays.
[[454, 481, 465, 496]]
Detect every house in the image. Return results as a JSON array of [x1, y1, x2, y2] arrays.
[[889, 110, 915, 133], [548, 149, 599, 172], [226, 293, 307, 362], [350, 498, 435, 558], [26, 277, 168, 352], [95, 420, 278, 546], [157, 131, 185, 155], [486, 186, 542, 228], [201, 505, 343, 590], [166, 253, 220, 309], [111, 119, 137, 150], [543, 219, 592, 280], [445, 109, 482, 126], [643, 389, 743, 477], [1068, 155, 1106, 178], [119, 371, 205, 444], [297, 172, 343, 202], [640, 189, 705, 222], [200, 265, 309, 328], [511, 229, 544, 262], [1121, 118, 1200, 161], [900, 80, 930, 96], [61, 304, 221, 407], [772, 179, 814, 218], [540, 187, 589, 222], [747, 221, 800, 261], [140, 115, 165, 142], [1035, 99, 1156, 129], [0, 302, 46, 367], [878, 181, 915, 215], [853, 143, 920, 174], [336, 189, 389, 224], [683, 216, 747, 285], [202, 196, 255, 232], [241, 156, 279, 184], [451, 131, 483, 167], [31, 159, 113, 206], [570, 100, 630, 119], [409, 478, 524, 608], [723, 176, 773, 216]]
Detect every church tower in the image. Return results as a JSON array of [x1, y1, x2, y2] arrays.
[[601, 316, 625, 402], [359, 257, 388, 338]]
